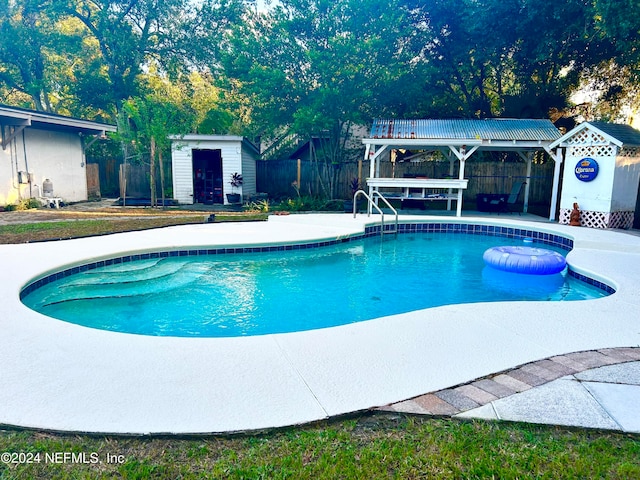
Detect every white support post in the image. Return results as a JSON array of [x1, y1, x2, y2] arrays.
[[366, 143, 374, 214], [549, 148, 563, 221], [447, 155, 455, 211], [447, 145, 476, 217], [457, 159, 466, 216], [366, 144, 388, 214]]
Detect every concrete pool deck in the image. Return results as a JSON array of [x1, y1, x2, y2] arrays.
[[1, 213, 639, 434]]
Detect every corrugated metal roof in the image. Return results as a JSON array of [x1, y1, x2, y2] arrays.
[[370, 119, 561, 142], [588, 122, 640, 146]]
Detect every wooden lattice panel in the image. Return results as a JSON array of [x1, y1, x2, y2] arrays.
[[559, 208, 571, 225], [566, 129, 608, 146], [580, 210, 610, 229], [608, 211, 635, 229], [569, 144, 616, 158], [559, 209, 634, 229], [619, 147, 640, 158]]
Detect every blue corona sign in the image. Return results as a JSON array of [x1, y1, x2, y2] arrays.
[[575, 157, 599, 182]]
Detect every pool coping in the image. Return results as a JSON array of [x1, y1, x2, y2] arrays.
[[1, 213, 640, 434]]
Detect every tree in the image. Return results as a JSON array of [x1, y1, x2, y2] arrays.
[[0, 0, 59, 111], [593, 0, 640, 74], [54, 0, 188, 111], [222, 0, 417, 198], [405, 0, 616, 119], [567, 0, 640, 122], [0, 0, 242, 116], [115, 68, 233, 205]]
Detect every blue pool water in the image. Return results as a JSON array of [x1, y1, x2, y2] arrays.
[[22, 233, 609, 337]]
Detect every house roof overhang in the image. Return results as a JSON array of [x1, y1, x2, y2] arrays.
[[0, 104, 117, 137]]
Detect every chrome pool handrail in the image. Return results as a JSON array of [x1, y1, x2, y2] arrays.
[[353, 189, 398, 236]]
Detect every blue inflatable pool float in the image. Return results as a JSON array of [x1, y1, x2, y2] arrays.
[[483, 246, 567, 275]]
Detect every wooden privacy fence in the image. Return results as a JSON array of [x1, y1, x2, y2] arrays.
[[119, 163, 163, 198], [256, 159, 554, 205], [87, 158, 121, 197], [85, 163, 101, 200]]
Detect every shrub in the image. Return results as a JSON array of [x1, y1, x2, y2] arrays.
[[274, 196, 344, 212], [244, 199, 271, 213], [11, 198, 42, 211]]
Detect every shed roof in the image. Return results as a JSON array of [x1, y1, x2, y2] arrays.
[[549, 121, 640, 149], [169, 134, 260, 155], [368, 119, 561, 142], [588, 122, 640, 146]]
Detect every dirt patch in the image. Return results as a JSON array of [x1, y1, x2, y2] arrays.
[[0, 199, 241, 225]]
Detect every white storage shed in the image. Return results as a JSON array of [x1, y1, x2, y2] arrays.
[[550, 122, 640, 229], [170, 135, 259, 205]]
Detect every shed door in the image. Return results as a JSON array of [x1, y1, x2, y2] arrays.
[[193, 149, 223, 204]]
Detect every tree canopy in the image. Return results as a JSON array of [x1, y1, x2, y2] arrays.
[[1, 0, 638, 161]]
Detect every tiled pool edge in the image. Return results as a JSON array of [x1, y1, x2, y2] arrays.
[[21, 221, 617, 301]]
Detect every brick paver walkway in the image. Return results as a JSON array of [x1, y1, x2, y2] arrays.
[[382, 347, 640, 416]]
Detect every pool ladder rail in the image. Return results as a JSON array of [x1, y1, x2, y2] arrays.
[[353, 189, 398, 236]]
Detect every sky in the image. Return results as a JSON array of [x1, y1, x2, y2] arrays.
[[255, 0, 278, 12]]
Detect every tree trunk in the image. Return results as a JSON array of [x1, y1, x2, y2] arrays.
[[159, 148, 166, 209]]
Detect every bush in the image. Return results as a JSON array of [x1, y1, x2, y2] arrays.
[[274, 196, 344, 212], [3, 198, 41, 211], [17, 198, 42, 210]]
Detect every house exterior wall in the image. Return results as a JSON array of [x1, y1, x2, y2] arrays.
[[1, 127, 87, 206], [170, 136, 257, 205]]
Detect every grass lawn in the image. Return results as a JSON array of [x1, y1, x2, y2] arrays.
[[0, 212, 268, 244], [1, 416, 639, 479], [1, 212, 639, 478]]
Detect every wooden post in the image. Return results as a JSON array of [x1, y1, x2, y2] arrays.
[[150, 136, 156, 207], [159, 148, 166, 209], [86, 164, 101, 200], [121, 144, 127, 207], [524, 152, 533, 213]]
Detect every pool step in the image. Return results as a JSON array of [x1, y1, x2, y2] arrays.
[[34, 262, 209, 307]]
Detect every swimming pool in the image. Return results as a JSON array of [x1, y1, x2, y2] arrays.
[[3, 214, 640, 434], [21, 231, 608, 337]]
